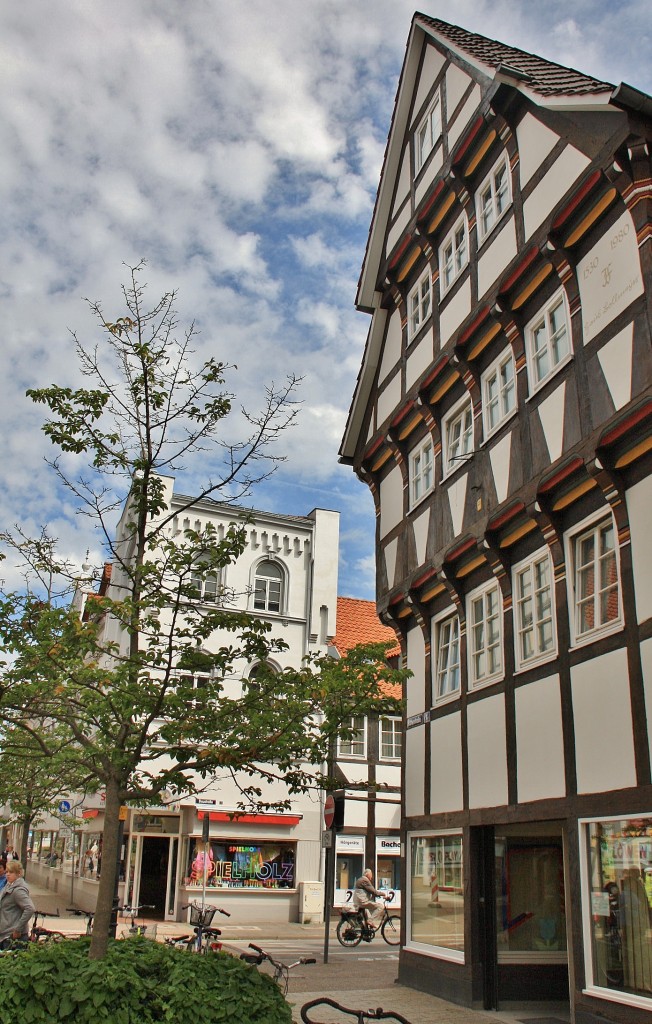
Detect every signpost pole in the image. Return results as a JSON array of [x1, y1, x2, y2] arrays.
[[322, 793, 337, 965]]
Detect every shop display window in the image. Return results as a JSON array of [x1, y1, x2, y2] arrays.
[[183, 838, 296, 889], [409, 833, 464, 957], [495, 837, 566, 959], [583, 815, 652, 1003]]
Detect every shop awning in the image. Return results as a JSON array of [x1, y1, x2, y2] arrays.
[[197, 811, 302, 826], [82, 809, 100, 819]]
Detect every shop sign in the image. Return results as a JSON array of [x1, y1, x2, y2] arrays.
[[376, 837, 400, 854], [335, 835, 365, 853]]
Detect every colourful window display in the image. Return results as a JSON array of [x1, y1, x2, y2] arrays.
[[184, 839, 296, 889]]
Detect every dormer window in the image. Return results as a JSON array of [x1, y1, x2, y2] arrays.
[[414, 92, 442, 174], [439, 215, 468, 295], [407, 269, 432, 342]]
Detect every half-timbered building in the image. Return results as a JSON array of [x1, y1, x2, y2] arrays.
[[340, 14, 652, 1024]]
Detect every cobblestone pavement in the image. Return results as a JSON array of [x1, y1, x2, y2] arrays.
[[25, 881, 569, 1024]]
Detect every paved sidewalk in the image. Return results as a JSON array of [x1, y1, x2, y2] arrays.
[[25, 881, 568, 1024]]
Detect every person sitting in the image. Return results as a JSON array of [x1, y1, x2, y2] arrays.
[[352, 868, 384, 932]]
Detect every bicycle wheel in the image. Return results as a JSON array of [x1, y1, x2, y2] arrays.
[[381, 915, 400, 946], [336, 917, 363, 947]]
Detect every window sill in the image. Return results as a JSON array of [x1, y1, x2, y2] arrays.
[[433, 690, 461, 709], [481, 406, 518, 446], [569, 619, 623, 651], [582, 985, 652, 1013], [476, 205, 512, 252], [439, 266, 469, 303], [407, 319, 433, 350], [441, 456, 473, 484], [403, 941, 464, 964], [525, 352, 573, 401], [409, 488, 434, 514], [469, 672, 504, 692], [514, 648, 558, 675]]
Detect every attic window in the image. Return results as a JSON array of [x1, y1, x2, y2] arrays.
[[414, 92, 442, 175]]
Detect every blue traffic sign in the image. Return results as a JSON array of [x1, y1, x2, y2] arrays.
[[58, 800, 71, 813]]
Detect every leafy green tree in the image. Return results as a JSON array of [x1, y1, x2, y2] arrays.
[[0, 264, 405, 958]]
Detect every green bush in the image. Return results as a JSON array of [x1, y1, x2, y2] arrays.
[[0, 937, 292, 1023]]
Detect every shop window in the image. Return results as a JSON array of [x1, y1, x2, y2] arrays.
[[253, 560, 284, 613], [566, 513, 621, 646], [409, 437, 434, 508], [467, 581, 503, 688], [407, 268, 432, 341], [338, 715, 366, 758], [513, 548, 556, 670], [582, 815, 652, 1006], [408, 832, 464, 958], [495, 836, 567, 960], [183, 838, 296, 889], [380, 716, 402, 760]]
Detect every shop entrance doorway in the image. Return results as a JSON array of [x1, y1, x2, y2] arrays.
[[477, 822, 571, 1010], [137, 837, 169, 919]]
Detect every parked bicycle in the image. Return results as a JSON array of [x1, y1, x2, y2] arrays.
[[29, 909, 68, 943], [336, 894, 400, 947], [66, 907, 95, 936], [165, 901, 230, 953], [301, 998, 411, 1023], [239, 942, 315, 996], [116, 903, 155, 938]]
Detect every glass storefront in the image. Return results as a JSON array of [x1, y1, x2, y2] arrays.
[[182, 838, 296, 889], [409, 832, 464, 955], [584, 815, 652, 1001], [495, 836, 566, 958]]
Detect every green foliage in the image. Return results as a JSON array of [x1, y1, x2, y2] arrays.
[[0, 938, 291, 1023]]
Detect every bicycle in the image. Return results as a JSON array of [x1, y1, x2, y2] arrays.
[[165, 901, 230, 953], [300, 999, 411, 1023], [239, 942, 316, 996], [29, 909, 68, 943], [66, 907, 95, 935], [116, 903, 155, 938], [336, 897, 400, 947]]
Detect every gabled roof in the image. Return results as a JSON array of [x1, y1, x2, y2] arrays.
[[332, 596, 401, 699], [417, 16, 613, 98], [340, 14, 622, 462]]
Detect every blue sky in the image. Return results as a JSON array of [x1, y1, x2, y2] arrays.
[[1, 0, 650, 600]]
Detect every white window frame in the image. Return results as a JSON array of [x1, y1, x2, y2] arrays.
[[432, 611, 461, 704], [466, 581, 503, 689], [525, 289, 572, 394], [442, 394, 474, 479], [564, 510, 622, 648], [253, 560, 284, 614], [338, 715, 367, 758], [407, 268, 432, 342], [409, 436, 434, 508], [414, 92, 442, 175], [513, 548, 557, 672], [189, 564, 220, 603], [406, 829, 465, 963], [379, 716, 402, 761], [481, 347, 517, 440], [579, 812, 652, 1014], [475, 153, 511, 243], [438, 214, 468, 296]]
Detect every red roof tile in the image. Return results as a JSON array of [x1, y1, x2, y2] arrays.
[[333, 597, 402, 699]]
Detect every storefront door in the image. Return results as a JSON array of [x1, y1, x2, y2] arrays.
[[129, 834, 180, 921], [488, 823, 571, 1008]]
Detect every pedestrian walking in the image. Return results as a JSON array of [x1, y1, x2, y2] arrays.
[[0, 861, 35, 947]]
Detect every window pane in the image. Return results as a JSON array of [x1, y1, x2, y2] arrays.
[[586, 817, 652, 998], [410, 835, 464, 951]]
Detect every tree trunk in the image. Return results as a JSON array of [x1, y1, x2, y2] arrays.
[[89, 778, 123, 959], [19, 814, 33, 876]]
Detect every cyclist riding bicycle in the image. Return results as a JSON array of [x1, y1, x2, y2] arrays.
[[352, 868, 384, 933]]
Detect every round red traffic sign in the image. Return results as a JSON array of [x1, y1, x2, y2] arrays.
[[324, 794, 335, 829]]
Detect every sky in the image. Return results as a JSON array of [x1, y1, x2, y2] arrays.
[[1, 0, 650, 601]]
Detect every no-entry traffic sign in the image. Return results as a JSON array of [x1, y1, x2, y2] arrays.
[[324, 794, 335, 829]]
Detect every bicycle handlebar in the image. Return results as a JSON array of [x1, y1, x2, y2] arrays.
[[66, 907, 94, 917], [33, 909, 60, 919], [181, 902, 231, 917], [300, 997, 412, 1023]]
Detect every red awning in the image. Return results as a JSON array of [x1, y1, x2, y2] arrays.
[[82, 809, 100, 819], [197, 811, 301, 826]]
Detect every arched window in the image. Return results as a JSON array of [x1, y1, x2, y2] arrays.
[[253, 560, 283, 613], [189, 564, 219, 603]]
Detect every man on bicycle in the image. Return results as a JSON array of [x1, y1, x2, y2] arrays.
[[352, 868, 384, 932]]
